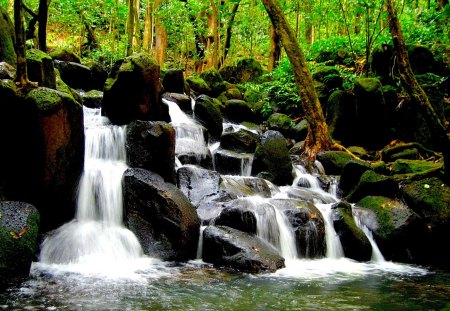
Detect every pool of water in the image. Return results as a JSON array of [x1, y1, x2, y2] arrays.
[[1, 258, 449, 310]]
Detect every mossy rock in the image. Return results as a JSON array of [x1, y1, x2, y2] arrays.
[[312, 66, 340, 83], [186, 76, 211, 95], [0, 62, 16, 79], [332, 201, 371, 261], [243, 88, 263, 104], [346, 170, 398, 203], [82, 89, 103, 109], [0, 8, 16, 67], [234, 58, 263, 83], [339, 159, 372, 197], [390, 159, 443, 176], [26, 48, 56, 89], [381, 142, 437, 162], [220, 129, 259, 153], [200, 68, 225, 96], [326, 90, 357, 144], [0, 201, 40, 279], [317, 151, 354, 175], [290, 119, 308, 142], [194, 94, 223, 138], [267, 113, 293, 136], [49, 48, 81, 63], [223, 99, 254, 123]]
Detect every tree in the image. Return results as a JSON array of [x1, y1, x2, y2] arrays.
[[261, 0, 334, 157], [126, 0, 135, 56], [14, 0, 29, 86], [38, 0, 49, 52], [385, 0, 450, 180]]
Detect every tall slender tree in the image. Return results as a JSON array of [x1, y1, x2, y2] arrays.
[[14, 0, 29, 86], [38, 0, 48, 52], [386, 0, 450, 180]]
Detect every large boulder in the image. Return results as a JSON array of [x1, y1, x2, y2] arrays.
[[0, 8, 16, 67], [235, 58, 263, 83], [53, 60, 92, 91], [81, 89, 103, 109], [26, 49, 56, 89], [186, 76, 211, 95], [356, 196, 429, 263], [252, 130, 293, 185], [162, 93, 192, 112], [162, 69, 185, 94], [50, 48, 81, 63], [200, 68, 226, 97], [325, 90, 357, 145], [84, 60, 108, 91], [214, 148, 253, 176], [123, 168, 200, 261], [126, 120, 176, 184], [194, 94, 223, 139], [267, 113, 292, 137], [202, 225, 285, 273], [0, 202, 40, 280], [332, 202, 371, 261], [223, 99, 254, 123], [0, 62, 15, 79], [346, 170, 398, 203], [102, 53, 169, 125], [220, 129, 259, 153], [402, 178, 450, 266], [214, 206, 257, 234], [0, 87, 84, 231], [339, 160, 372, 197], [317, 151, 354, 176]]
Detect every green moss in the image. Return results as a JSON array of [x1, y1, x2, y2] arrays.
[[26, 48, 52, 62], [391, 159, 442, 175], [26, 87, 64, 112], [338, 207, 368, 242], [312, 66, 339, 82], [244, 89, 262, 104], [355, 78, 382, 93], [357, 196, 395, 238], [186, 76, 210, 92]]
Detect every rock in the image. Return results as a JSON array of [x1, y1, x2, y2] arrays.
[[214, 206, 257, 234], [346, 170, 398, 203], [369, 44, 396, 84], [317, 151, 354, 175], [315, 49, 351, 65], [407, 45, 436, 74], [219, 65, 238, 84], [102, 53, 168, 125], [53, 60, 92, 91], [214, 148, 253, 176], [194, 94, 223, 139], [202, 225, 285, 273], [220, 129, 259, 153], [356, 196, 428, 263], [0, 202, 40, 280], [126, 120, 175, 184], [177, 165, 221, 207], [220, 176, 274, 198], [0, 8, 16, 67], [84, 60, 108, 91], [186, 76, 211, 95], [339, 160, 372, 197], [332, 201, 371, 261], [223, 99, 254, 123], [162, 93, 192, 112], [390, 159, 442, 176], [200, 68, 225, 97], [235, 58, 263, 83], [50, 48, 81, 63], [26, 49, 56, 89], [290, 119, 308, 142], [123, 168, 200, 261], [218, 87, 243, 102], [0, 62, 15, 79], [312, 66, 343, 97], [353, 78, 389, 148], [81, 89, 103, 108], [267, 113, 292, 137], [252, 130, 293, 185], [325, 90, 357, 145], [162, 69, 185, 94]]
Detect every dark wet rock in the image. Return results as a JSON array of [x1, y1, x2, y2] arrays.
[[202, 225, 285, 273], [214, 205, 257, 234], [200, 68, 226, 97], [126, 120, 175, 183], [162, 69, 185, 94], [390, 159, 442, 176], [339, 160, 372, 198], [290, 119, 308, 142], [81, 89, 103, 108], [186, 76, 211, 95], [267, 113, 292, 137], [346, 170, 398, 203], [50, 48, 81, 63], [0, 62, 15, 79], [252, 130, 293, 186], [0, 202, 40, 280], [220, 176, 274, 198], [355, 196, 429, 263], [103, 53, 168, 125], [124, 168, 200, 261], [220, 58, 263, 84], [53, 60, 92, 91], [0, 8, 16, 67], [84, 60, 108, 91], [214, 148, 252, 176], [220, 129, 259, 153], [194, 94, 223, 139], [315, 49, 352, 65], [332, 201, 371, 261], [223, 99, 254, 123], [317, 151, 354, 176], [325, 90, 357, 145], [162, 93, 192, 112], [26, 49, 56, 89]]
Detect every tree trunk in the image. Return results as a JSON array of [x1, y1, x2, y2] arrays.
[[126, 0, 135, 56], [14, 0, 29, 86], [205, 0, 219, 69], [261, 0, 333, 157], [134, 0, 141, 51], [436, 0, 448, 10], [304, 0, 313, 44], [143, 0, 152, 51], [154, 0, 167, 67], [268, 25, 281, 72], [386, 0, 450, 181], [38, 0, 48, 52], [219, 1, 240, 67]]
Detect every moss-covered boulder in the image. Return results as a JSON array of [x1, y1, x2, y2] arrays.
[[103, 53, 168, 125], [214, 148, 253, 176], [162, 68, 185, 94], [53, 60, 92, 91], [186, 76, 211, 95], [407, 45, 436, 74], [346, 170, 398, 203], [84, 60, 108, 91], [220, 128, 259, 153], [290, 119, 308, 142], [194, 94, 223, 139], [26, 49, 56, 89], [49, 48, 81, 63], [235, 58, 263, 83], [81, 89, 103, 108], [252, 130, 293, 185], [315, 49, 352, 65], [126, 120, 176, 184], [339, 160, 372, 197], [223, 99, 254, 123], [390, 159, 443, 178], [200, 68, 226, 97], [0, 8, 16, 67], [355, 196, 428, 263], [202, 225, 285, 273], [317, 151, 354, 175], [124, 168, 200, 261], [332, 201, 371, 261], [267, 113, 293, 137], [369, 44, 396, 84], [353, 78, 389, 148], [325, 90, 357, 145], [0, 202, 40, 280]]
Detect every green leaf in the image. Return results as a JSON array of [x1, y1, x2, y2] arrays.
[[424, 184, 430, 189]]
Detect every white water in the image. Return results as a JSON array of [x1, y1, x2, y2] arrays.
[[39, 107, 143, 266], [353, 212, 386, 262]]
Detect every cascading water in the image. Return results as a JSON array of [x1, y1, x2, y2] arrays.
[[39, 107, 143, 265], [353, 210, 386, 262]]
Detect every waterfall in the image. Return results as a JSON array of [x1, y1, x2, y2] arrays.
[[353, 211, 386, 263], [39, 107, 143, 264]]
